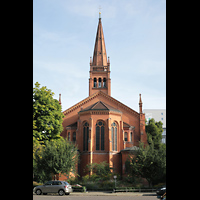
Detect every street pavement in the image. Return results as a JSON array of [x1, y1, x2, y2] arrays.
[[33, 191, 158, 200]]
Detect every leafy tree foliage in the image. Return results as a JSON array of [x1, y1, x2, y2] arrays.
[[146, 118, 163, 149], [33, 82, 64, 143], [34, 138, 78, 182], [33, 82, 75, 183], [126, 142, 166, 186], [126, 118, 166, 186], [33, 137, 44, 177]]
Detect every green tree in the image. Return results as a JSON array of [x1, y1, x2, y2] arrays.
[[125, 118, 166, 186], [127, 142, 166, 187], [33, 82, 64, 143], [34, 138, 78, 182], [146, 118, 163, 149], [33, 137, 44, 178]]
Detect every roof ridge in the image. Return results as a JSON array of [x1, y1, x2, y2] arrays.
[[98, 91, 139, 117], [62, 92, 100, 115], [91, 101, 100, 109], [100, 101, 115, 110]]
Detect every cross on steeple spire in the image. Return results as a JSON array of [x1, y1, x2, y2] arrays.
[[99, 6, 101, 18]]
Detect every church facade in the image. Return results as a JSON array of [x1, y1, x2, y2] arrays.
[[60, 14, 147, 178]]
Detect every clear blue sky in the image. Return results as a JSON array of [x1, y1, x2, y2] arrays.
[[33, 0, 166, 112]]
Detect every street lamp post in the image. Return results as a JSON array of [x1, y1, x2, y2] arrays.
[[114, 175, 117, 188]]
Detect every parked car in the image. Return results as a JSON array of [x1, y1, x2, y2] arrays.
[[33, 180, 73, 196], [156, 186, 166, 196]]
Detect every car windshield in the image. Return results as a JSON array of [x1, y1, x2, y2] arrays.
[[63, 181, 69, 185]]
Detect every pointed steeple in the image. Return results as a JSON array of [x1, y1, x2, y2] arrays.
[[89, 13, 111, 96], [92, 13, 108, 66]]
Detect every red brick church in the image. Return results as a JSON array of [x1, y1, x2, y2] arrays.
[[59, 13, 147, 179]]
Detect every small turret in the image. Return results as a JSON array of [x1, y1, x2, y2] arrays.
[[139, 94, 142, 113], [59, 93, 61, 105]]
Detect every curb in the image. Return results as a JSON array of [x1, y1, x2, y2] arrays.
[[70, 192, 156, 196]]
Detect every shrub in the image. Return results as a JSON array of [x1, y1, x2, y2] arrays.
[[33, 181, 43, 189], [82, 174, 90, 183], [99, 180, 114, 190], [84, 182, 99, 190], [68, 177, 79, 185]]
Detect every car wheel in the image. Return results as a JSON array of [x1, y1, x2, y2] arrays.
[[36, 189, 42, 195], [58, 189, 65, 196]]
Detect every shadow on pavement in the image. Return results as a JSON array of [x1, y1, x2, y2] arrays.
[[142, 193, 157, 196]]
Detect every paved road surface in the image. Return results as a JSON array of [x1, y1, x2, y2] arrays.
[[33, 193, 158, 200]]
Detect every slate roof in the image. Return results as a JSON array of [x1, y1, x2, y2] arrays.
[[79, 101, 122, 113]]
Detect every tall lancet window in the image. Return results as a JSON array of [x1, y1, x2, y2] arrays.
[[96, 121, 105, 150], [111, 122, 117, 151], [130, 132, 133, 142], [98, 78, 102, 88], [94, 78, 97, 88], [103, 78, 106, 87], [83, 122, 89, 151]]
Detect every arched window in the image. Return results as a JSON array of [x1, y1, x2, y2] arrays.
[[124, 132, 128, 141], [94, 78, 97, 88], [96, 121, 105, 150], [111, 122, 117, 151], [83, 122, 89, 151], [103, 78, 106, 87], [98, 78, 102, 88]]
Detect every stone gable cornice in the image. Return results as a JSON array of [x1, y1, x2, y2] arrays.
[[63, 91, 139, 118]]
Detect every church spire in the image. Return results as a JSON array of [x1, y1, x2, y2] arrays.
[[89, 13, 111, 96], [92, 12, 108, 66]]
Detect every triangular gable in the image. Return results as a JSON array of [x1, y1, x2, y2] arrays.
[[79, 101, 122, 113], [81, 101, 107, 111], [63, 91, 139, 118]]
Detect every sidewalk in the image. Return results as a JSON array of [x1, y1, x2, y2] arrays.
[[70, 191, 157, 196]]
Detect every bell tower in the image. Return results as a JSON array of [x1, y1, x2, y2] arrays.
[[89, 13, 111, 96]]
